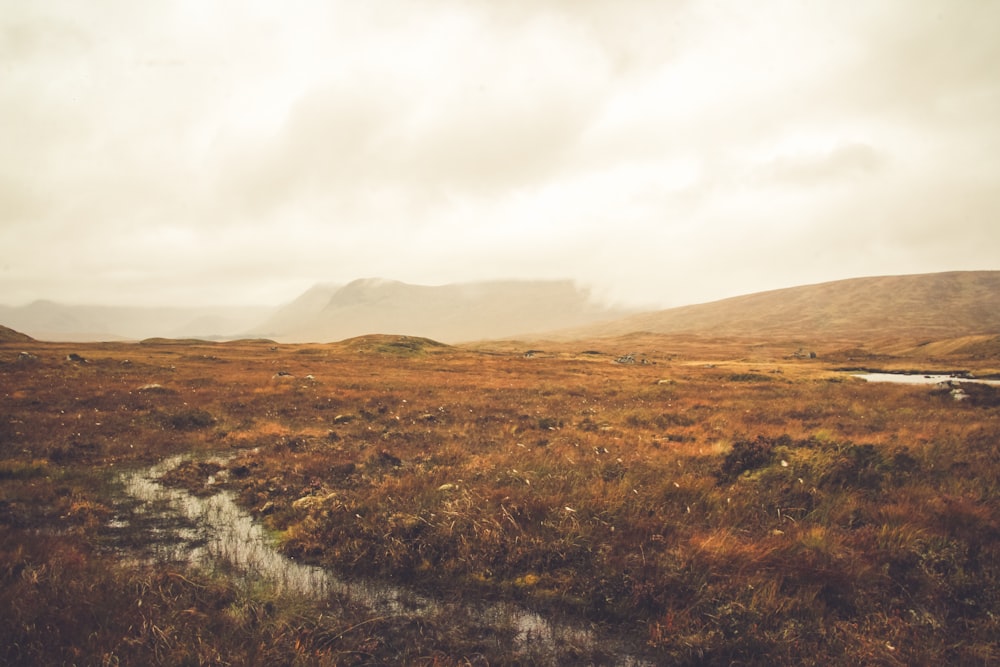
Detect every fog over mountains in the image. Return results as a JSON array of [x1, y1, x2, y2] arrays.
[[2, 271, 998, 344], [0, 279, 631, 343], [0, 300, 272, 342], [248, 279, 631, 343]]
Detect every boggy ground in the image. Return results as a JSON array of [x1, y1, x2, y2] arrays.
[[1, 333, 998, 665]]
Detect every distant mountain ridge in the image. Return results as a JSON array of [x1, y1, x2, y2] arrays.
[[250, 278, 632, 343], [0, 279, 627, 343], [3, 271, 998, 343], [0, 301, 274, 342], [560, 271, 1000, 341], [252, 282, 344, 339]]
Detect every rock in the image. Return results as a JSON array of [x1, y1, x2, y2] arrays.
[[292, 493, 336, 511]]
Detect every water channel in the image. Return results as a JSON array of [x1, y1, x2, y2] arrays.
[[110, 455, 651, 665]]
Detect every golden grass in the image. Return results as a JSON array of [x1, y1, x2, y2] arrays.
[[1, 334, 998, 663]]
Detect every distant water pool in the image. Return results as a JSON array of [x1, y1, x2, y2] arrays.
[[854, 373, 1000, 385]]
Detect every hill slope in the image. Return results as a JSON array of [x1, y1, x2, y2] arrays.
[[0, 325, 33, 343], [251, 283, 343, 338], [562, 271, 1000, 341]]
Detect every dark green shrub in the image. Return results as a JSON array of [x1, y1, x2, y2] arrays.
[[718, 436, 775, 481], [166, 409, 215, 430]]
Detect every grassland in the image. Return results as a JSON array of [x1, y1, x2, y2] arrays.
[[1, 332, 998, 665]]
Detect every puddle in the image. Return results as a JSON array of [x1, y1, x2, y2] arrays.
[[110, 455, 652, 665], [117, 455, 333, 595]]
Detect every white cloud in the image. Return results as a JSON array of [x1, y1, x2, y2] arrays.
[[1, 0, 998, 308]]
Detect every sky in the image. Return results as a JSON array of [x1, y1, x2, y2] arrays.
[[2, 0, 999, 310]]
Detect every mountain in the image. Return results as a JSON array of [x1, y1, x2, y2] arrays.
[[7, 271, 997, 344], [0, 301, 275, 342], [251, 283, 343, 338], [560, 271, 1000, 341], [252, 278, 632, 343]]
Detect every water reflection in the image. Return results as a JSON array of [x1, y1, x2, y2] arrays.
[[120, 456, 332, 596], [854, 372, 1000, 385], [114, 456, 651, 665]]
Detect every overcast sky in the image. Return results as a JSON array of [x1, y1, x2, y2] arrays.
[[2, 1, 999, 309]]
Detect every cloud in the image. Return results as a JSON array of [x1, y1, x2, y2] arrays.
[[214, 6, 612, 223], [759, 142, 884, 187], [1, 1, 998, 309], [837, 2, 1000, 121]]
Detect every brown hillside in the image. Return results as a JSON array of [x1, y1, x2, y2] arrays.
[[0, 324, 34, 343], [563, 271, 1000, 341]]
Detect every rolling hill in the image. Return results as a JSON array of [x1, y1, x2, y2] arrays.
[[558, 271, 1000, 341]]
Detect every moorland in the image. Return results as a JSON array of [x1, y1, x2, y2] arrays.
[[1, 325, 999, 665]]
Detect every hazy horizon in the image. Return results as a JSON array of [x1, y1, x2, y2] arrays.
[[3, 1, 999, 310], [2, 269, 999, 313]]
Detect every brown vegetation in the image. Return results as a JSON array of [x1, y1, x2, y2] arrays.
[[1, 331, 998, 664], [565, 270, 1000, 341]]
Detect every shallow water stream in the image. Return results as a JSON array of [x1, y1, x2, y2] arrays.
[[109, 455, 650, 664]]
